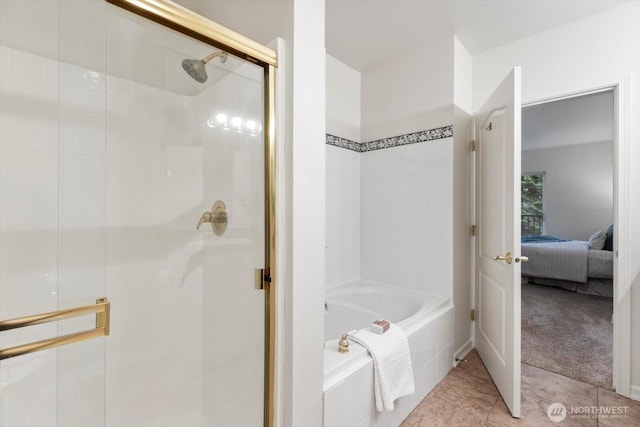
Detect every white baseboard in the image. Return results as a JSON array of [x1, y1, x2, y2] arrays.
[[453, 339, 474, 367], [630, 385, 640, 402]]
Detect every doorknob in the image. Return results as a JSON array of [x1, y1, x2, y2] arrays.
[[494, 252, 512, 264], [516, 256, 528, 263]]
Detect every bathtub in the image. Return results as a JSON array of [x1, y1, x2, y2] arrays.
[[323, 280, 454, 427]]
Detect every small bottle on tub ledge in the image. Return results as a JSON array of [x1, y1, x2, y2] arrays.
[[370, 320, 390, 334]]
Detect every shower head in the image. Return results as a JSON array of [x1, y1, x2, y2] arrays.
[[181, 51, 228, 83]]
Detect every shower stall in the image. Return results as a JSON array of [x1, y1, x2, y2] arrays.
[[0, 0, 277, 426]]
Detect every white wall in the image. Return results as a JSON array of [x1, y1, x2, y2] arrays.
[[452, 37, 474, 355], [290, 1, 326, 425], [472, 2, 640, 112], [522, 141, 613, 241], [326, 54, 361, 142], [361, 36, 454, 141], [325, 55, 361, 289], [522, 91, 614, 151], [173, 0, 291, 51], [453, 36, 472, 113], [473, 1, 640, 397]]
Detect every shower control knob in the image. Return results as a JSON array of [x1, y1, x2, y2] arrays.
[[196, 212, 212, 230], [196, 200, 228, 236]]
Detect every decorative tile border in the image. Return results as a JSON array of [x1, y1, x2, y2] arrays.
[[363, 125, 453, 152], [326, 134, 365, 152], [326, 125, 453, 153]]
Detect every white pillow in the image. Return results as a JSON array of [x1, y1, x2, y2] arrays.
[[588, 230, 606, 250]]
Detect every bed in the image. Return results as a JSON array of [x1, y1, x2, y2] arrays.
[[520, 230, 614, 297]]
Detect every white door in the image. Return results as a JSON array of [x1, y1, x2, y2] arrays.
[[475, 68, 522, 418]]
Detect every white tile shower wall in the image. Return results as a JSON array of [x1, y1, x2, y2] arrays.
[[0, 42, 264, 427], [0, 39, 109, 425], [105, 73, 205, 427], [360, 139, 453, 299], [57, 58, 108, 427], [0, 45, 59, 427], [326, 145, 361, 288]]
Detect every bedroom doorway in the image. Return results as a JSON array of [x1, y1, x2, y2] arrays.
[[520, 89, 615, 390]]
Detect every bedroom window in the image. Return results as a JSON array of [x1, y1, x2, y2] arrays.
[[521, 172, 544, 236]]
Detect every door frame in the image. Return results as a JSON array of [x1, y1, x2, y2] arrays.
[[518, 80, 630, 397]]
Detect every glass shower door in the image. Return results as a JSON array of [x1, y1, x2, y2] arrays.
[[104, 5, 266, 425], [0, 1, 108, 425], [0, 1, 270, 425]]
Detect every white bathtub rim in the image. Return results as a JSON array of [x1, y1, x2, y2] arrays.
[[323, 280, 452, 391], [325, 280, 451, 340], [323, 302, 453, 392]]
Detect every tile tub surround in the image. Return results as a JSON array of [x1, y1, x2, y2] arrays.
[[325, 127, 453, 299], [360, 138, 453, 299], [326, 125, 453, 152], [326, 146, 360, 288], [323, 305, 454, 427]]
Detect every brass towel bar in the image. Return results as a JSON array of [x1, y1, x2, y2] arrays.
[[0, 298, 110, 361]]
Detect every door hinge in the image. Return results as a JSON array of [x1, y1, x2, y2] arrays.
[[471, 225, 476, 236], [470, 309, 476, 321], [471, 139, 477, 152]]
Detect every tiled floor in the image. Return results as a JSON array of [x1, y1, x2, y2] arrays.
[[400, 350, 640, 426]]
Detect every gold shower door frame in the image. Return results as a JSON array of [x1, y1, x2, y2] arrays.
[[106, 1, 278, 426]]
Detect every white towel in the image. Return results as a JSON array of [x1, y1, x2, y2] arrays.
[[348, 324, 415, 412]]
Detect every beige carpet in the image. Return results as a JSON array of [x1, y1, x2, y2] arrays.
[[521, 282, 613, 389]]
